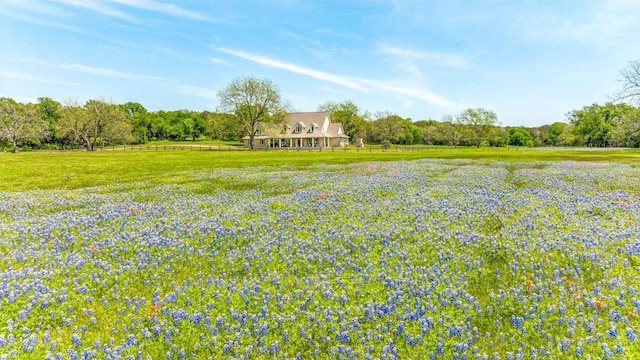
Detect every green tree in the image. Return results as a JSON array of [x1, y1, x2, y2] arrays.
[[369, 111, 405, 144], [148, 111, 170, 140], [203, 111, 243, 141], [122, 102, 149, 144], [414, 119, 440, 144], [0, 98, 50, 152], [37, 97, 61, 144], [457, 108, 498, 147], [609, 104, 640, 147], [217, 76, 288, 150], [440, 114, 469, 147], [490, 127, 510, 147], [508, 127, 534, 146], [401, 118, 423, 145], [317, 100, 368, 142], [545, 122, 569, 146], [59, 99, 132, 151], [567, 103, 624, 147]]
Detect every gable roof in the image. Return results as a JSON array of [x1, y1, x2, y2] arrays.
[[284, 112, 348, 138], [244, 111, 348, 139], [286, 112, 329, 127]]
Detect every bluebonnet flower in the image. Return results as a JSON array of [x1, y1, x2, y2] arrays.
[[71, 333, 82, 347], [626, 327, 637, 341]]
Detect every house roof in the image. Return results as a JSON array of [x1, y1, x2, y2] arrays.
[[243, 112, 349, 139], [285, 112, 328, 126]]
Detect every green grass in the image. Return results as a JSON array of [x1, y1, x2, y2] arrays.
[[1, 147, 639, 191]]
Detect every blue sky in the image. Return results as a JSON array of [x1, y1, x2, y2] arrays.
[[1, 0, 639, 127]]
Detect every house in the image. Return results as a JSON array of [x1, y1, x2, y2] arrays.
[[243, 112, 349, 148]]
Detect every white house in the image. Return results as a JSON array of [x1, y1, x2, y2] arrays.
[[243, 112, 349, 148]]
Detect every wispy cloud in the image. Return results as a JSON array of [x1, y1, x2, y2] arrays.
[[380, 46, 469, 69], [0, 71, 85, 86], [0, 0, 67, 15], [108, 0, 213, 21], [58, 0, 138, 22], [61, 63, 165, 81], [21, 59, 165, 82], [54, 0, 213, 23], [280, 31, 335, 59], [216, 47, 369, 91], [361, 80, 459, 109], [215, 47, 458, 108], [0, 2, 94, 33]]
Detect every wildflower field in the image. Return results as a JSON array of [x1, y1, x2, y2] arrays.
[[1, 158, 639, 359]]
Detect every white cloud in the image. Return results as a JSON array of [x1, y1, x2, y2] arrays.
[[0, 2, 93, 33], [380, 46, 469, 69], [58, 0, 138, 22], [215, 47, 459, 109], [215, 47, 369, 92], [360, 79, 460, 109], [108, 0, 213, 21], [0, 71, 85, 86], [53, 0, 213, 23], [60, 63, 164, 81], [0, 0, 67, 15], [20, 59, 165, 82]]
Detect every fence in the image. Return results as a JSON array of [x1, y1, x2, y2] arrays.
[[32, 144, 452, 153]]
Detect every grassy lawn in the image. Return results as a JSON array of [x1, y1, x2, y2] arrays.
[[2, 147, 639, 191]]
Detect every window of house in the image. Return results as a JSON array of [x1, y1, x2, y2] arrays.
[[294, 124, 303, 133], [309, 124, 317, 133]]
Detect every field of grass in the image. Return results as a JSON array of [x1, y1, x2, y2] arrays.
[[0, 148, 639, 359], [2, 147, 640, 192]]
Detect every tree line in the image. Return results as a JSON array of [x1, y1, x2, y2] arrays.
[[1, 96, 639, 153], [1, 60, 639, 152], [0, 98, 245, 152]]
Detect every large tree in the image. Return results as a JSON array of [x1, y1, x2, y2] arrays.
[[0, 98, 50, 153], [441, 113, 468, 147], [508, 127, 534, 146], [401, 118, 423, 145], [217, 77, 288, 150], [414, 119, 440, 145], [615, 60, 640, 105], [606, 103, 640, 147], [369, 111, 405, 144], [202, 111, 244, 141], [37, 97, 61, 144], [544, 122, 570, 146], [457, 108, 498, 147], [122, 102, 149, 144], [567, 103, 625, 147], [58, 99, 132, 151]]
